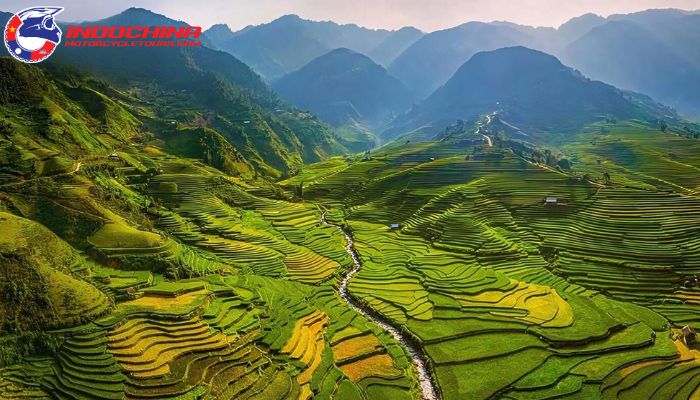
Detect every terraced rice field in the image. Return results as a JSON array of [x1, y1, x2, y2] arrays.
[[3, 134, 700, 400], [148, 171, 349, 283], [291, 141, 700, 399]]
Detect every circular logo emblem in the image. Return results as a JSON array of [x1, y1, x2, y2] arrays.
[[4, 6, 64, 63]]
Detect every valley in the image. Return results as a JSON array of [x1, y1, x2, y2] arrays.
[[323, 213, 439, 400], [1, 3, 700, 400], [4, 115, 698, 399]]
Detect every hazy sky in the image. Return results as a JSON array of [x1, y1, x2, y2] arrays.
[[3, 0, 700, 31]]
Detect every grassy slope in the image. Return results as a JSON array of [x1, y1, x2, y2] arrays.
[[288, 132, 700, 399], [2, 112, 700, 399], [0, 138, 420, 399], [0, 212, 110, 331]]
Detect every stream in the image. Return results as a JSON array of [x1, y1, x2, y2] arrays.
[[321, 213, 440, 400]]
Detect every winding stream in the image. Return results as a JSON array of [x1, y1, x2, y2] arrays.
[[322, 213, 440, 400]]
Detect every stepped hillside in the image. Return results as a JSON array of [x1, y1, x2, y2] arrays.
[[0, 58, 417, 399], [274, 48, 415, 151], [281, 118, 700, 398], [0, 58, 143, 179], [212, 14, 394, 80], [384, 46, 677, 142], [50, 8, 346, 178], [0, 56, 258, 181]]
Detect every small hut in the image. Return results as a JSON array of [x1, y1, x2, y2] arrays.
[[389, 224, 401, 230], [544, 197, 570, 206], [545, 197, 558, 204]]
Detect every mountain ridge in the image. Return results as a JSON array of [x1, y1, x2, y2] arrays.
[[384, 46, 677, 141], [210, 14, 419, 80], [274, 48, 415, 150]]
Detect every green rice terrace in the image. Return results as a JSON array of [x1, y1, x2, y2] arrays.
[[1, 52, 700, 400], [2, 120, 700, 399]]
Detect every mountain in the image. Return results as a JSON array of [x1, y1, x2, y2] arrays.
[[384, 46, 674, 141], [0, 11, 11, 28], [368, 27, 424, 66], [560, 18, 700, 118], [608, 8, 697, 25], [204, 23, 237, 49], [382, 8, 700, 112], [387, 22, 541, 98], [49, 8, 346, 178], [215, 15, 395, 80], [556, 13, 605, 44], [274, 48, 414, 151]]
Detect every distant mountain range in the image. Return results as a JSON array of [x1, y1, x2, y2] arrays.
[[384, 47, 678, 141], [205, 15, 423, 80], [274, 48, 414, 150], [2, 6, 698, 155], [387, 22, 545, 99], [560, 10, 700, 118], [387, 9, 700, 117], [201, 9, 700, 120], [367, 27, 424, 67]]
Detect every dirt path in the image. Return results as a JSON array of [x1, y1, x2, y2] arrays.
[[0, 161, 82, 188]]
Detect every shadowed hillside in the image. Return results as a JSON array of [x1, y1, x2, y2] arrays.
[[385, 46, 676, 141], [275, 48, 415, 150], [211, 14, 395, 80]]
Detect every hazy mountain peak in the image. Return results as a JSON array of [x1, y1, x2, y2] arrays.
[[208, 23, 233, 32], [388, 21, 539, 98], [97, 7, 188, 26], [274, 47, 414, 147], [396, 26, 423, 34], [205, 23, 236, 48], [384, 45, 672, 141], [271, 14, 305, 24], [326, 47, 360, 55], [557, 12, 605, 37], [218, 14, 394, 80], [368, 26, 424, 66], [121, 7, 152, 15]]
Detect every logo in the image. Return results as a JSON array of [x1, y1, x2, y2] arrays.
[[4, 6, 64, 63]]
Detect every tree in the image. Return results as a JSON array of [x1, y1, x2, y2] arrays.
[[557, 158, 572, 170], [659, 120, 668, 133], [296, 181, 304, 199], [603, 172, 611, 185]]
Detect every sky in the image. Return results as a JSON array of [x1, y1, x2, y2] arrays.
[[2, 0, 700, 31]]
